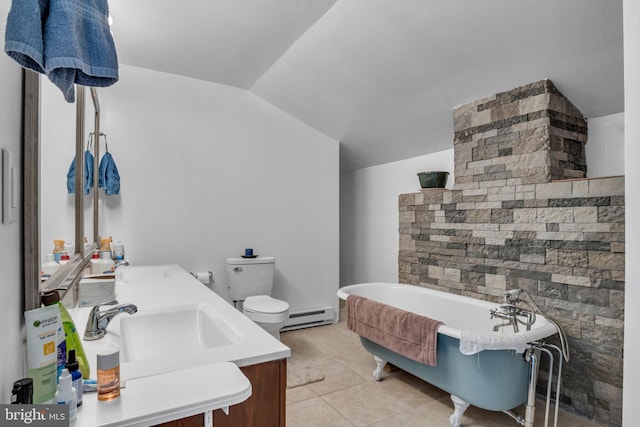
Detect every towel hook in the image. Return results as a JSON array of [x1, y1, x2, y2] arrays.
[[100, 133, 109, 153], [86, 132, 93, 152], [99, 132, 108, 152], [89, 132, 109, 152]]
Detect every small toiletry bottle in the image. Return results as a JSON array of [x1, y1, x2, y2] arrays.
[[112, 240, 125, 261], [53, 239, 65, 262], [97, 345, 120, 401], [11, 378, 33, 404], [90, 251, 101, 274], [65, 350, 82, 406], [55, 369, 77, 423], [41, 254, 60, 280]]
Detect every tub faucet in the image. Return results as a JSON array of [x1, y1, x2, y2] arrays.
[[491, 304, 522, 332], [84, 301, 137, 341], [490, 289, 536, 333]]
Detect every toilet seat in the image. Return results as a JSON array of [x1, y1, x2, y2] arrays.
[[243, 295, 289, 324], [244, 295, 289, 314]]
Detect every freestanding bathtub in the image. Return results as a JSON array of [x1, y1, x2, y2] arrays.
[[338, 283, 559, 426]]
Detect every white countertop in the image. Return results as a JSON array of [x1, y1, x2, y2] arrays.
[[78, 362, 251, 427], [70, 264, 291, 426]]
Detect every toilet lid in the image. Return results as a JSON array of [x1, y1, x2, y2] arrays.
[[244, 295, 289, 314]]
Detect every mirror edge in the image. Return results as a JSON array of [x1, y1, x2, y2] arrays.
[[23, 69, 40, 311], [24, 74, 97, 311]]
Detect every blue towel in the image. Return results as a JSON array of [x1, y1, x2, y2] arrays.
[[4, 0, 119, 103], [44, 0, 119, 102], [98, 151, 120, 195], [66, 150, 94, 194], [3, 0, 49, 74]]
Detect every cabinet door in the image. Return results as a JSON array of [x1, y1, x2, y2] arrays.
[[213, 359, 286, 427]]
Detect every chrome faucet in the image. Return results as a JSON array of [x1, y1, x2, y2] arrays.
[[114, 260, 130, 285], [490, 289, 536, 333], [114, 260, 130, 269], [84, 301, 137, 340]]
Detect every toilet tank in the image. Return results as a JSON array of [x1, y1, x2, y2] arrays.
[[225, 256, 275, 301]]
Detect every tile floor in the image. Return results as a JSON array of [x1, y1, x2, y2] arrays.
[[281, 305, 603, 427]]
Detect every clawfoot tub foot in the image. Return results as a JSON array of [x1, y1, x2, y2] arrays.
[[372, 355, 387, 381], [449, 394, 470, 427]]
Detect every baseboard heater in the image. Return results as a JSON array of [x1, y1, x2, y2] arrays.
[[281, 306, 336, 331]]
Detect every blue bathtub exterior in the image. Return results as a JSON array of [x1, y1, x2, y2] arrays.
[[360, 333, 530, 411]]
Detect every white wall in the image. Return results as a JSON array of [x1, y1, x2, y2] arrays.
[[587, 112, 625, 178], [0, 0, 26, 402], [340, 113, 625, 288], [41, 65, 340, 321], [623, 0, 640, 424], [340, 149, 454, 285]]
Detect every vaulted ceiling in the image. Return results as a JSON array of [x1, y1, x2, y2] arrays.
[[108, 0, 624, 171]]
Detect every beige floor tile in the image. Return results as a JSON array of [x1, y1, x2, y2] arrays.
[[368, 409, 439, 427], [286, 383, 318, 404], [330, 346, 379, 379], [379, 372, 449, 405], [367, 397, 459, 427], [282, 332, 332, 368], [305, 361, 368, 396], [460, 404, 518, 427], [286, 397, 355, 427], [321, 383, 415, 427]]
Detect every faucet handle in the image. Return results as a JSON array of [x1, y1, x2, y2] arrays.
[[97, 300, 118, 308], [89, 300, 119, 315], [504, 289, 523, 304], [84, 300, 119, 341]]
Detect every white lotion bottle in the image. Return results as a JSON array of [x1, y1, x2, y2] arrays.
[[89, 251, 100, 274]]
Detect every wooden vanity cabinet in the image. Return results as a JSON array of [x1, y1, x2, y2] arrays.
[[214, 359, 287, 427], [155, 359, 287, 427]]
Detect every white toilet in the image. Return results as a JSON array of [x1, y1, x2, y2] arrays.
[[225, 256, 289, 340]]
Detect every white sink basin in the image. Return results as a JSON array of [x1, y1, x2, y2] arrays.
[[119, 304, 243, 363]]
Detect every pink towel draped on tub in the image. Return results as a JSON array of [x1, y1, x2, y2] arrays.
[[346, 294, 444, 366]]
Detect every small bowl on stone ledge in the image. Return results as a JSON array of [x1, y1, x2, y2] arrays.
[[417, 171, 449, 189]]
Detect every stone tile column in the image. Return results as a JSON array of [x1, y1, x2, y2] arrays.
[[453, 80, 588, 187]]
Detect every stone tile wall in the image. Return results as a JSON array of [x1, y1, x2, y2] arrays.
[[398, 81, 624, 425]]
